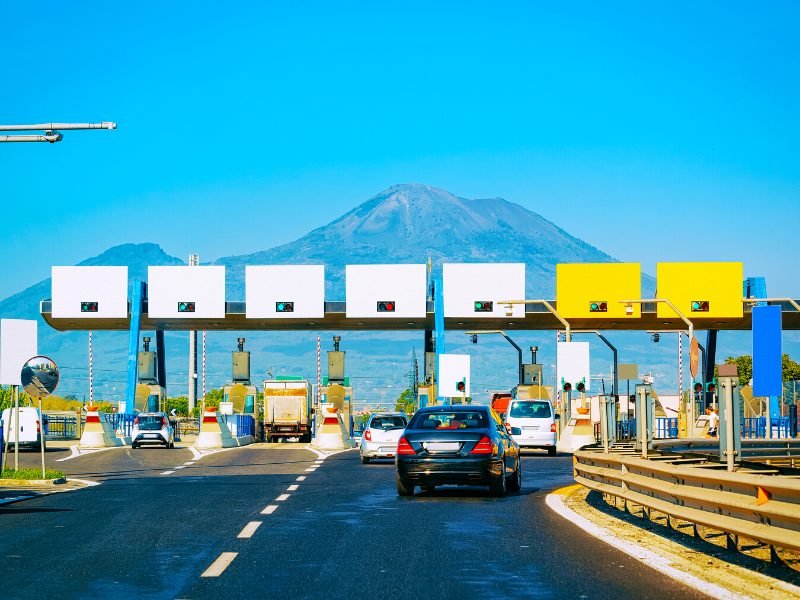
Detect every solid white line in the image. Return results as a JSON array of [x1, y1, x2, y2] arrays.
[[287, 484, 299, 491], [296, 476, 306, 482], [160, 471, 175, 475], [275, 494, 290, 502], [184, 461, 195, 465], [189, 447, 202, 460], [56, 445, 120, 462], [67, 477, 101, 487], [545, 493, 746, 600], [237, 521, 262, 539], [201, 552, 238, 577], [261, 505, 278, 515]]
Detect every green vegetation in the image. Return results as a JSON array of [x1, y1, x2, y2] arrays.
[[0, 468, 65, 481], [394, 388, 416, 414], [718, 353, 800, 388]]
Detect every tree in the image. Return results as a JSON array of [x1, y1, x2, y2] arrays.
[[720, 353, 800, 388], [395, 388, 416, 414]]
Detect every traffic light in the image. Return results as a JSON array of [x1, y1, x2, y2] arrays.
[[562, 380, 572, 393], [80, 301, 98, 313], [693, 382, 703, 394], [276, 301, 294, 313], [456, 379, 466, 393], [691, 300, 710, 312], [589, 301, 607, 313], [706, 380, 717, 394], [474, 301, 493, 312], [576, 380, 586, 393], [177, 301, 195, 313], [377, 301, 396, 312]]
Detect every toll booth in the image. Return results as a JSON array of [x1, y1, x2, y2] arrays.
[[222, 338, 257, 414], [136, 337, 165, 412]]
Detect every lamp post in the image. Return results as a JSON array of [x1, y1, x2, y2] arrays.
[[0, 122, 116, 143], [466, 330, 524, 386], [569, 330, 618, 400]]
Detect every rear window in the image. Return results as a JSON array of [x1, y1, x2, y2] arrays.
[[409, 411, 488, 430], [137, 416, 165, 430], [369, 416, 407, 430], [509, 401, 552, 419]]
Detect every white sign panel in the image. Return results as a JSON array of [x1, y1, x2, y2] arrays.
[[438, 353, 471, 397], [246, 265, 325, 319], [346, 264, 427, 318], [0, 319, 37, 386], [52, 266, 128, 318], [442, 263, 525, 318], [148, 266, 226, 319], [556, 341, 591, 391]]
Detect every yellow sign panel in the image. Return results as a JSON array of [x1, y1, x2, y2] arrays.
[[556, 263, 641, 319], [656, 262, 743, 319]]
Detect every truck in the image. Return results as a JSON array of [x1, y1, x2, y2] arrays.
[[489, 391, 513, 418], [262, 379, 313, 443]]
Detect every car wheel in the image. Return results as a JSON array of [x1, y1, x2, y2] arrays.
[[361, 455, 371, 464], [548, 447, 557, 457], [131, 443, 138, 449], [169, 441, 175, 449], [489, 467, 507, 497], [396, 474, 415, 497], [507, 460, 522, 492]]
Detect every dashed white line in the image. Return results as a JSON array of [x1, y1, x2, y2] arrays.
[[184, 461, 195, 466], [287, 484, 299, 491], [296, 476, 306, 482], [174, 466, 186, 470], [201, 552, 238, 577], [261, 505, 278, 515], [237, 521, 262, 539], [304, 468, 316, 472], [160, 471, 175, 475], [275, 494, 290, 502]]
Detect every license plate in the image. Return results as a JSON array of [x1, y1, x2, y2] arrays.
[[523, 426, 540, 431], [425, 442, 459, 452], [145, 434, 158, 438], [380, 447, 396, 453]]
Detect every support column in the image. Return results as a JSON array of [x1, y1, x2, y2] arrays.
[[125, 280, 145, 415]]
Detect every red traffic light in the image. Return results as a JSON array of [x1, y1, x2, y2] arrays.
[[562, 382, 572, 392], [576, 381, 586, 393], [178, 302, 196, 313], [694, 382, 703, 393], [474, 301, 493, 312], [81, 301, 98, 313], [691, 300, 710, 312], [456, 380, 466, 392], [589, 301, 608, 313], [377, 301, 396, 312]]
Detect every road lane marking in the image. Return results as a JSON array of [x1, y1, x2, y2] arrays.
[[237, 521, 262, 539], [276, 494, 290, 501], [160, 471, 175, 475], [296, 476, 306, 482], [184, 461, 195, 465], [304, 468, 316, 472], [545, 490, 742, 600], [201, 552, 238, 577], [287, 485, 299, 491], [56, 445, 119, 462], [174, 466, 186, 469], [261, 505, 278, 515]]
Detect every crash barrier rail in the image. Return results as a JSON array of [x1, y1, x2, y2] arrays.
[[653, 438, 800, 467], [573, 448, 800, 554], [222, 414, 255, 438]]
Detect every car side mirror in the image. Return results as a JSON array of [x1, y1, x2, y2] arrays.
[[554, 414, 560, 419]]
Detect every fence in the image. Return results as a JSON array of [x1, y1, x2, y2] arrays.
[[44, 415, 79, 440], [103, 413, 136, 437], [573, 448, 800, 554], [224, 414, 255, 438], [741, 416, 791, 439]]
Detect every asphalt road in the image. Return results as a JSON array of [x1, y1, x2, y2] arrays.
[[0, 445, 709, 599]]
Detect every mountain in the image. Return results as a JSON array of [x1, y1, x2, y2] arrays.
[[215, 183, 637, 298]]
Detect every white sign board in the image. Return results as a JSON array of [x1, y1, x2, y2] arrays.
[[556, 341, 591, 391], [245, 265, 325, 319], [0, 319, 37, 386], [438, 353, 471, 397], [346, 264, 427, 318], [219, 402, 234, 415], [52, 266, 128, 318], [442, 263, 525, 318], [148, 266, 226, 319]]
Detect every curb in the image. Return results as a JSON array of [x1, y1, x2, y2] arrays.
[[0, 477, 67, 486]]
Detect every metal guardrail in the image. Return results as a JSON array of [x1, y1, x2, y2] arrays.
[[573, 448, 800, 553], [44, 415, 78, 440], [103, 413, 136, 437]]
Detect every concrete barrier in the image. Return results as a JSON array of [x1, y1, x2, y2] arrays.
[[79, 408, 124, 448], [194, 408, 253, 449], [312, 403, 354, 451]]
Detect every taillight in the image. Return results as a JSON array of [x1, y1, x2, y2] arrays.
[[36, 420, 41, 433], [470, 436, 493, 455], [551, 423, 557, 433], [162, 418, 168, 428], [365, 429, 372, 441], [397, 437, 415, 455], [134, 417, 139, 425]]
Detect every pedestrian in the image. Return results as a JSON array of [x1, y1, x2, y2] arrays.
[[707, 407, 718, 437]]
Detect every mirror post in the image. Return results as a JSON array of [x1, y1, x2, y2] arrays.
[[39, 396, 45, 479], [14, 384, 19, 472]]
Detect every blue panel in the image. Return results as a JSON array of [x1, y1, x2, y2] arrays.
[[433, 276, 447, 404], [125, 280, 145, 415], [752, 305, 782, 397]]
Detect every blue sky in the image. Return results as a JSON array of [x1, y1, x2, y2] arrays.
[[1, 1, 798, 300]]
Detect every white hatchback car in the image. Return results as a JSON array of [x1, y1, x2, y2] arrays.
[[360, 412, 408, 463], [131, 412, 175, 449], [505, 399, 557, 456]]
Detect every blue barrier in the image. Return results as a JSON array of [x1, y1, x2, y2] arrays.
[[741, 416, 792, 439], [45, 415, 78, 440], [227, 414, 255, 438], [655, 417, 679, 439], [771, 416, 790, 438], [618, 418, 636, 440], [103, 413, 136, 437]]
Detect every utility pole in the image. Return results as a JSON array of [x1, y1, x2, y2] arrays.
[[188, 253, 199, 413]]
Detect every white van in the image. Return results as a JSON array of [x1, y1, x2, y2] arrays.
[[505, 399, 557, 456], [1, 407, 46, 451]]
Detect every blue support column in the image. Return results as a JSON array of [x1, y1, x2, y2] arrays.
[[156, 330, 166, 394], [433, 276, 447, 404], [125, 280, 145, 415]]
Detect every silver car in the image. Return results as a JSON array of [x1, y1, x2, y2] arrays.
[[360, 412, 408, 463], [131, 412, 175, 449]]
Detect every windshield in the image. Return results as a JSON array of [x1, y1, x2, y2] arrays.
[[509, 401, 552, 419], [137, 415, 165, 431], [369, 416, 407, 430], [409, 411, 488, 430]]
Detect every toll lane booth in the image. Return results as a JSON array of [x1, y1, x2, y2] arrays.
[[222, 338, 256, 415], [136, 337, 165, 412]]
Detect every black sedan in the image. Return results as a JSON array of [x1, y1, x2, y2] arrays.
[[395, 405, 521, 497]]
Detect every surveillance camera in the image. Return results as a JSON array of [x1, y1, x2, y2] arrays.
[[625, 304, 633, 316], [651, 333, 660, 343]]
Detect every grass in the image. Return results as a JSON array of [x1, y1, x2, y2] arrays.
[[0, 468, 65, 480]]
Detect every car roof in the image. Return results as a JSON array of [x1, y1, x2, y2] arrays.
[[370, 412, 406, 417], [416, 405, 489, 413], [137, 412, 167, 416]]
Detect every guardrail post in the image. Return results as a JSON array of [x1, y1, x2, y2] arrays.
[[719, 374, 741, 472], [635, 385, 653, 458]]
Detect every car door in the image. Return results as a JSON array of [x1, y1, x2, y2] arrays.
[[490, 409, 517, 474]]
